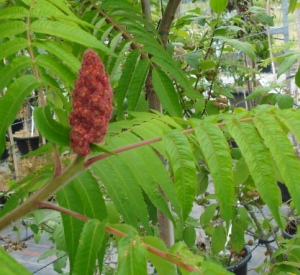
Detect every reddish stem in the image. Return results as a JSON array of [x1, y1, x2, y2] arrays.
[[85, 117, 253, 167], [36, 201, 200, 272]]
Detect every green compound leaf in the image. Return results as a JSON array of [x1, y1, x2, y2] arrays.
[[164, 131, 197, 222], [34, 106, 71, 146], [31, 20, 114, 56]]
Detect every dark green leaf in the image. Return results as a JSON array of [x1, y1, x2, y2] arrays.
[[296, 67, 300, 88], [211, 225, 226, 254], [0, 75, 40, 156], [127, 59, 150, 112], [34, 106, 71, 147], [115, 49, 141, 118], [152, 68, 182, 117]]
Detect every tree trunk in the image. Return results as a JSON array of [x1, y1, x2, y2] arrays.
[[141, 0, 181, 248]]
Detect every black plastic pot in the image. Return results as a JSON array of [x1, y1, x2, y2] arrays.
[[226, 246, 252, 275], [229, 91, 249, 108], [277, 181, 291, 203], [14, 136, 39, 155], [283, 219, 299, 239], [11, 119, 23, 134], [1, 149, 9, 161]]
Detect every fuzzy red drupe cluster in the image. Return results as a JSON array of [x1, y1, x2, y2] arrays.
[[69, 49, 113, 156]]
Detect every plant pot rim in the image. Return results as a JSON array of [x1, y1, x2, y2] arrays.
[[13, 136, 39, 140]]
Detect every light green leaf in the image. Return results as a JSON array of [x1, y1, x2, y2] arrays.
[[288, 0, 298, 13], [152, 68, 182, 117], [215, 36, 255, 60], [164, 131, 197, 221], [0, 75, 40, 156], [117, 236, 147, 275], [277, 53, 300, 77], [142, 236, 177, 275], [276, 94, 294, 109], [56, 183, 85, 274], [195, 122, 234, 225], [0, 6, 29, 19], [199, 60, 216, 71], [0, 247, 32, 275], [227, 119, 282, 228], [34, 106, 71, 146], [0, 21, 27, 39], [210, 0, 229, 14], [31, 20, 114, 56], [32, 40, 81, 72], [73, 220, 105, 275], [230, 220, 245, 252], [35, 55, 77, 87], [106, 131, 175, 223], [183, 226, 196, 248], [211, 225, 226, 254], [73, 170, 107, 221], [0, 56, 32, 93], [253, 114, 300, 224], [0, 38, 29, 61]]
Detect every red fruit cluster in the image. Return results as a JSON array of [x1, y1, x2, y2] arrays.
[[69, 49, 113, 156]]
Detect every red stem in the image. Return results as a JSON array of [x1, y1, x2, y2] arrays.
[[85, 117, 253, 167], [36, 201, 200, 272]]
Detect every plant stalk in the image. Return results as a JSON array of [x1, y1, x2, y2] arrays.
[[37, 201, 200, 272], [0, 155, 85, 230]]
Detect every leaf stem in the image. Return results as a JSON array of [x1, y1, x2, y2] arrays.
[[36, 201, 200, 272], [0, 155, 85, 230], [85, 117, 253, 167]]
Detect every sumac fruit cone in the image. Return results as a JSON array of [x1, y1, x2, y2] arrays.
[[69, 49, 113, 156]]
